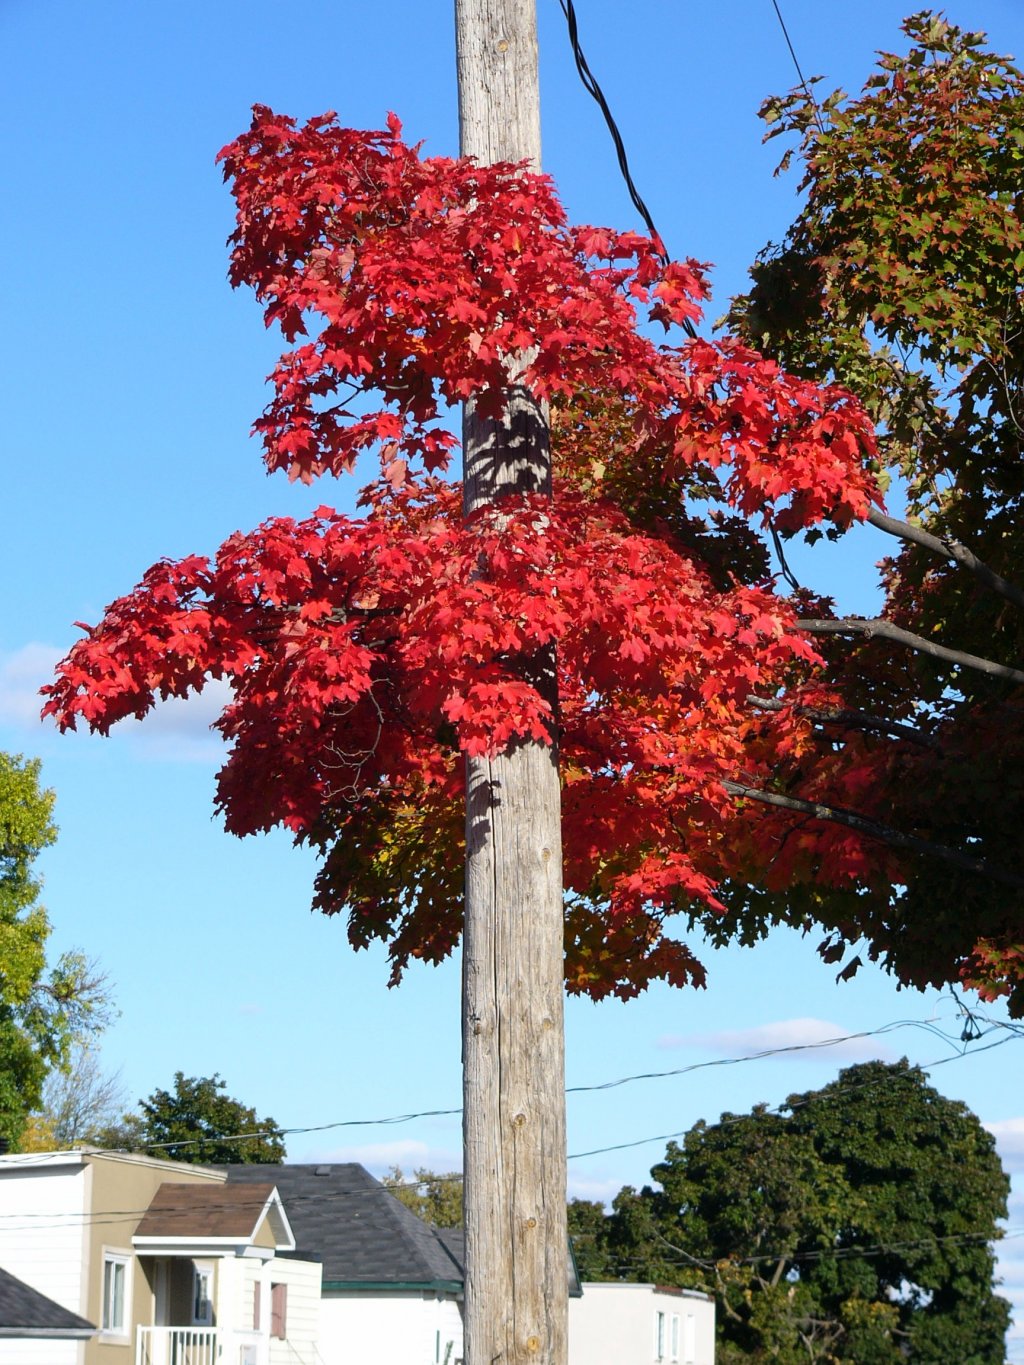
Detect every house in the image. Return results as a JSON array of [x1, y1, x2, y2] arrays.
[[0, 1148, 321, 1365], [0, 1263, 95, 1360], [568, 1282, 716, 1365], [224, 1163, 468, 1365], [0, 1150, 713, 1365], [227, 1165, 720, 1365]]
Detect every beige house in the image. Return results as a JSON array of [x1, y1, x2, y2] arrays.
[[0, 1148, 321, 1365]]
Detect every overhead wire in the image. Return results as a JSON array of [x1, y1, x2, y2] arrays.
[[555, 0, 698, 339], [0, 1008, 988, 1168], [4, 1004, 1019, 1221], [768, 0, 827, 135]]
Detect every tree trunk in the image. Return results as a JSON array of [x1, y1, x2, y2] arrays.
[[456, 4, 568, 1364]]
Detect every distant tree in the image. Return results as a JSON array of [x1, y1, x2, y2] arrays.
[[566, 1199, 614, 1281], [0, 752, 114, 1149], [130, 1073, 285, 1163], [382, 1165, 463, 1228], [21, 1042, 128, 1150], [591, 1062, 1010, 1364]]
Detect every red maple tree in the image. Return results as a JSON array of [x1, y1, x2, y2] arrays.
[[45, 108, 889, 998]]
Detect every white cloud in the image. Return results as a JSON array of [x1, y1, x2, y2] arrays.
[[0, 644, 229, 761], [567, 1174, 625, 1206], [988, 1120, 1024, 1173], [657, 1016, 896, 1063], [0, 642, 63, 728]]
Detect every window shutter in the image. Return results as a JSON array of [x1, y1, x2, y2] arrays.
[[270, 1282, 287, 1339]]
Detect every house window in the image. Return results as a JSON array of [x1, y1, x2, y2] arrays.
[[670, 1313, 680, 1361], [102, 1253, 129, 1334], [683, 1312, 697, 1365], [192, 1263, 213, 1325], [655, 1309, 666, 1361], [270, 1282, 287, 1339], [252, 1279, 262, 1331]]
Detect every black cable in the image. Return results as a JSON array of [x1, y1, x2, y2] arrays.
[[769, 0, 827, 136], [556, 0, 699, 340]]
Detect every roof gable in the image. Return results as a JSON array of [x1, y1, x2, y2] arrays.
[[133, 1181, 295, 1254], [0, 1266, 94, 1338], [223, 1164, 463, 1289]]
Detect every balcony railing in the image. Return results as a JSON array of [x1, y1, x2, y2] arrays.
[[137, 1325, 266, 1365]]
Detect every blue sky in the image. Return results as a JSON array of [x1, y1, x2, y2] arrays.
[[3, 0, 1024, 1354]]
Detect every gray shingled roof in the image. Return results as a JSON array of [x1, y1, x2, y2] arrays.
[[0, 1266, 95, 1337], [222, 1164, 464, 1289]]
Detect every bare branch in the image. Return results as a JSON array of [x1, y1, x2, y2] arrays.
[[721, 780, 1024, 889], [799, 617, 1024, 684], [867, 507, 1024, 612], [746, 695, 938, 750]]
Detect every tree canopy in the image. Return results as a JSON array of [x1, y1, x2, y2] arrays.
[[570, 1061, 1010, 1364], [0, 752, 113, 1149], [109, 1072, 286, 1164], [724, 11, 1024, 1009], [382, 1165, 463, 1228], [39, 11, 1024, 1009]]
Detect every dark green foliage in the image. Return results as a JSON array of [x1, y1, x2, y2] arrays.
[[585, 1062, 1009, 1363], [382, 1165, 463, 1227], [721, 11, 1024, 1010], [119, 1072, 286, 1163]]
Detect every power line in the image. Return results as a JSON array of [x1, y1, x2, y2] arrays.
[[768, 0, 826, 135], [555, 0, 698, 339], [567, 1026, 1023, 1160], [2, 1008, 982, 1167]]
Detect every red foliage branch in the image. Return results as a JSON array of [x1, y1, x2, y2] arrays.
[[218, 108, 878, 532], [43, 109, 888, 996]]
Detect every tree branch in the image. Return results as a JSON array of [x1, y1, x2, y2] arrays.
[[867, 507, 1024, 612], [721, 780, 1024, 889], [746, 695, 939, 750], [799, 618, 1024, 684]]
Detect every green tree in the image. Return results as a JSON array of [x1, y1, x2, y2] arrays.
[[723, 11, 1024, 1009], [596, 1062, 1009, 1364], [0, 752, 112, 1149], [382, 1165, 463, 1228], [125, 1072, 285, 1163]]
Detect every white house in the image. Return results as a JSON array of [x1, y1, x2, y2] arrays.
[[569, 1282, 716, 1365], [0, 1148, 321, 1365]]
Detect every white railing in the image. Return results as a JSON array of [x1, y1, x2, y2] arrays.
[[136, 1326, 218, 1365], [137, 1325, 267, 1365]]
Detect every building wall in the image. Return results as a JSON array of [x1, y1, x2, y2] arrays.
[[266, 1257, 322, 1365], [568, 1283, 715, 1365], [82, 1151, 224, 1365], [318, 1289, 463, 1365], [0, 1152, 89, 1365]]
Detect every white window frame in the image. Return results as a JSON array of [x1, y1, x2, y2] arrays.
[[654, 1309, 666, 1361], [670, 1312, 680, 1362], [101, 1250, 131, 1337], [192, 1260, 214, 1326], [683, 1312, 697, 1365]]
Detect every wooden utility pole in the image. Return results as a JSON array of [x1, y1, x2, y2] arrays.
[[455, 3, 568, 1364]]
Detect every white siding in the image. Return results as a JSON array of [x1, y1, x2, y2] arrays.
[[568, 1283, 715, 1365], [0, 1157, 89, 1321], [267, 1257, 322, 1365], [318, 1289, 463, 1365], [0, 1338, 81, 1365]]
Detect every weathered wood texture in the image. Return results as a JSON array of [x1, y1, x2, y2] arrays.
[[456, 3, 568, 1364]]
